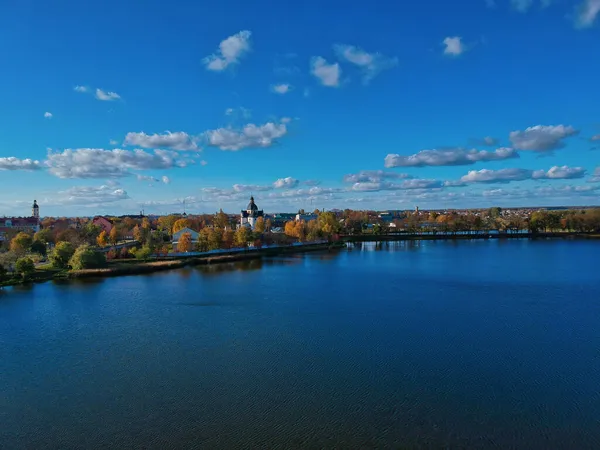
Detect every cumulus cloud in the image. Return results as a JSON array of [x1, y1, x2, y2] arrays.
[[574, 0, 600, 28], [461, 166, 585, 184], [56, 184, 130, 205], [95, 88, 121, 101], [124, 131, 199, 151], [509, 125, 579, 152], [443, 37, 465, 56], [162, 176, 171, 184], [44, 112, 53, 119], [310, 56, 341, 87], [385, 147, 518, 168], [512, 0, 534, 12], [45, 148, 190, 179], [74, 85, 89, 93], [204, 30, 252, 71], [531, 165, 586, 179], [205, 121, 288, 151], [333, 44, 397, 83], [273, 177, 299, 189], [271, 84, 292, 94], [0, 157, 42, 171], [351, 179, 442, 192], [343, 170, 412, 183]]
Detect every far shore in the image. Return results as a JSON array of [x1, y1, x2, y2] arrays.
[[342, 231, 600, 242]]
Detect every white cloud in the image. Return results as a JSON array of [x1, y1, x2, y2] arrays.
[[273, 177, 299, 189], [574, 0, 600, 27], [56, 184, 130, 205], [483, 136, 498, 146], [272, 83, 292, 94], [44, 112, 53, 119], [461, 166, 585, 184], [136, 174, 160, 183], [443, 37, 465, 56], [310, 56, 341, 87], [509, 125, 579, 152], [591, 134, 600, 141], [304, 179, 321, 186], [385, 147, 518, 168], [0, 157, 42, 171], [109, 139, 119, 146], [95, 88, 121, 101], [531, 165, 586, 179], [45, 148, 190, 179], [461, 168, 533, 183], [351, 179, 442, 192], [161, 176, 171, 184], [333, 44, 397, 83], [124, 131, 199, 151], [343, 170, 412, 183], [74, 85, 89, 93], [203, 30, 252, 71], [233, 184, 273, 193], [589, 167, 600, 182], [200, 160, 208, 166], [205, 121, 288, 151], [512, 0, 534, 12]]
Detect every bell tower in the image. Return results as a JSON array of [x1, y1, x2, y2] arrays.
[[32, 200, 39, 219]]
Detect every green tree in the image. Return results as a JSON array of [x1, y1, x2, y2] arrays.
[[197, 229, 210, 252], [234, 226, 250, 248], [318, 211, 340, 236], [30, 240, 47, 257], [34, 228, 54, 244], [82, 223, 102, 244], [207, 228, 223, 250], [133, 245, 152, 261], [488, 207, 502, 219], [0, 264, 7, 279], [69, 245, 107, 270], [50, 241, 76, 269], [157, 215, 179, 235], [10, 232, 33, 254], [15, 257, 35, 279]]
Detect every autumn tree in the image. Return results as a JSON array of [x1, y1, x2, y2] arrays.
[[177, 232, 193, 253], [172, 218, 192, 234], [214, 209, 230, 230], [50, 241, 76, 269], [265, 218, 272, 232], [109, 227, 119, 245], [157, 215, 178, 235], [208, 228, 223, 250], [97, 231, 108, 247], [10, 232, 33, 254], [254, 216, 265, 233], [222, 229, 235, 249], [234, 226, 250, 248], [133, 225, 143, 242], [197, 229, 210, 252], [318, 211, 340, 236], [284, 221, 297, 238]]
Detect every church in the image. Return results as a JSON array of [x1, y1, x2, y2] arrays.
[[0, 200, 41, 241], [240, 196, 263, 230]]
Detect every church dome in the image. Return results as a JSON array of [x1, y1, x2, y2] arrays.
[[247, 196, 258, 211]]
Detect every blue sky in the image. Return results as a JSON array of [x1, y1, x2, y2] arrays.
[[1, 0, 599, 216]]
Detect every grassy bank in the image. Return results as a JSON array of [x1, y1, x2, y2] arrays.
[[1, 242, 343, 287]]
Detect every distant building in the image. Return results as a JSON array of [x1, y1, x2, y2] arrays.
[[295, 213, 318, 222], [0, 200, 41, 240], [240, 196, 264, 230], [92, 216, 113, 233]]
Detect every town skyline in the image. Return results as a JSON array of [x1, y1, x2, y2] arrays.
[[1, 0, 600, 216]]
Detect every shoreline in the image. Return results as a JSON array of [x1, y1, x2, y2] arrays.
[[342, 231, 600, 242], [1, 242, 343, 288]]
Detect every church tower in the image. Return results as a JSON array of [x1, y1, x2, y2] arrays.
[[32, 200, 39, 219]]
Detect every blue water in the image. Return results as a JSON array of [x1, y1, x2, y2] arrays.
[[1, 239, 599, 448]]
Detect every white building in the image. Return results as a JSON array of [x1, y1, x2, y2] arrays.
[[295, 213, 318, 222], [240, 196, 263, 230]]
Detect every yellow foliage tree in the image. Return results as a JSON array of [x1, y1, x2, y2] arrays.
[[10, 232, 33, 254], [254, 216, 265, 233], [109, 227, 119, 245], [177, 232, 193, 253], [96, 230, 108, 247], [284, 221, 297, 237], [234, 226, 249, 247], [172, 218, 192, 234]]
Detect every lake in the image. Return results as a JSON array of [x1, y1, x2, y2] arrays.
[[1, 239, 599, 448]]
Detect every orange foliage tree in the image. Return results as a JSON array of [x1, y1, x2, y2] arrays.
[[177, 232, 193, 253]]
